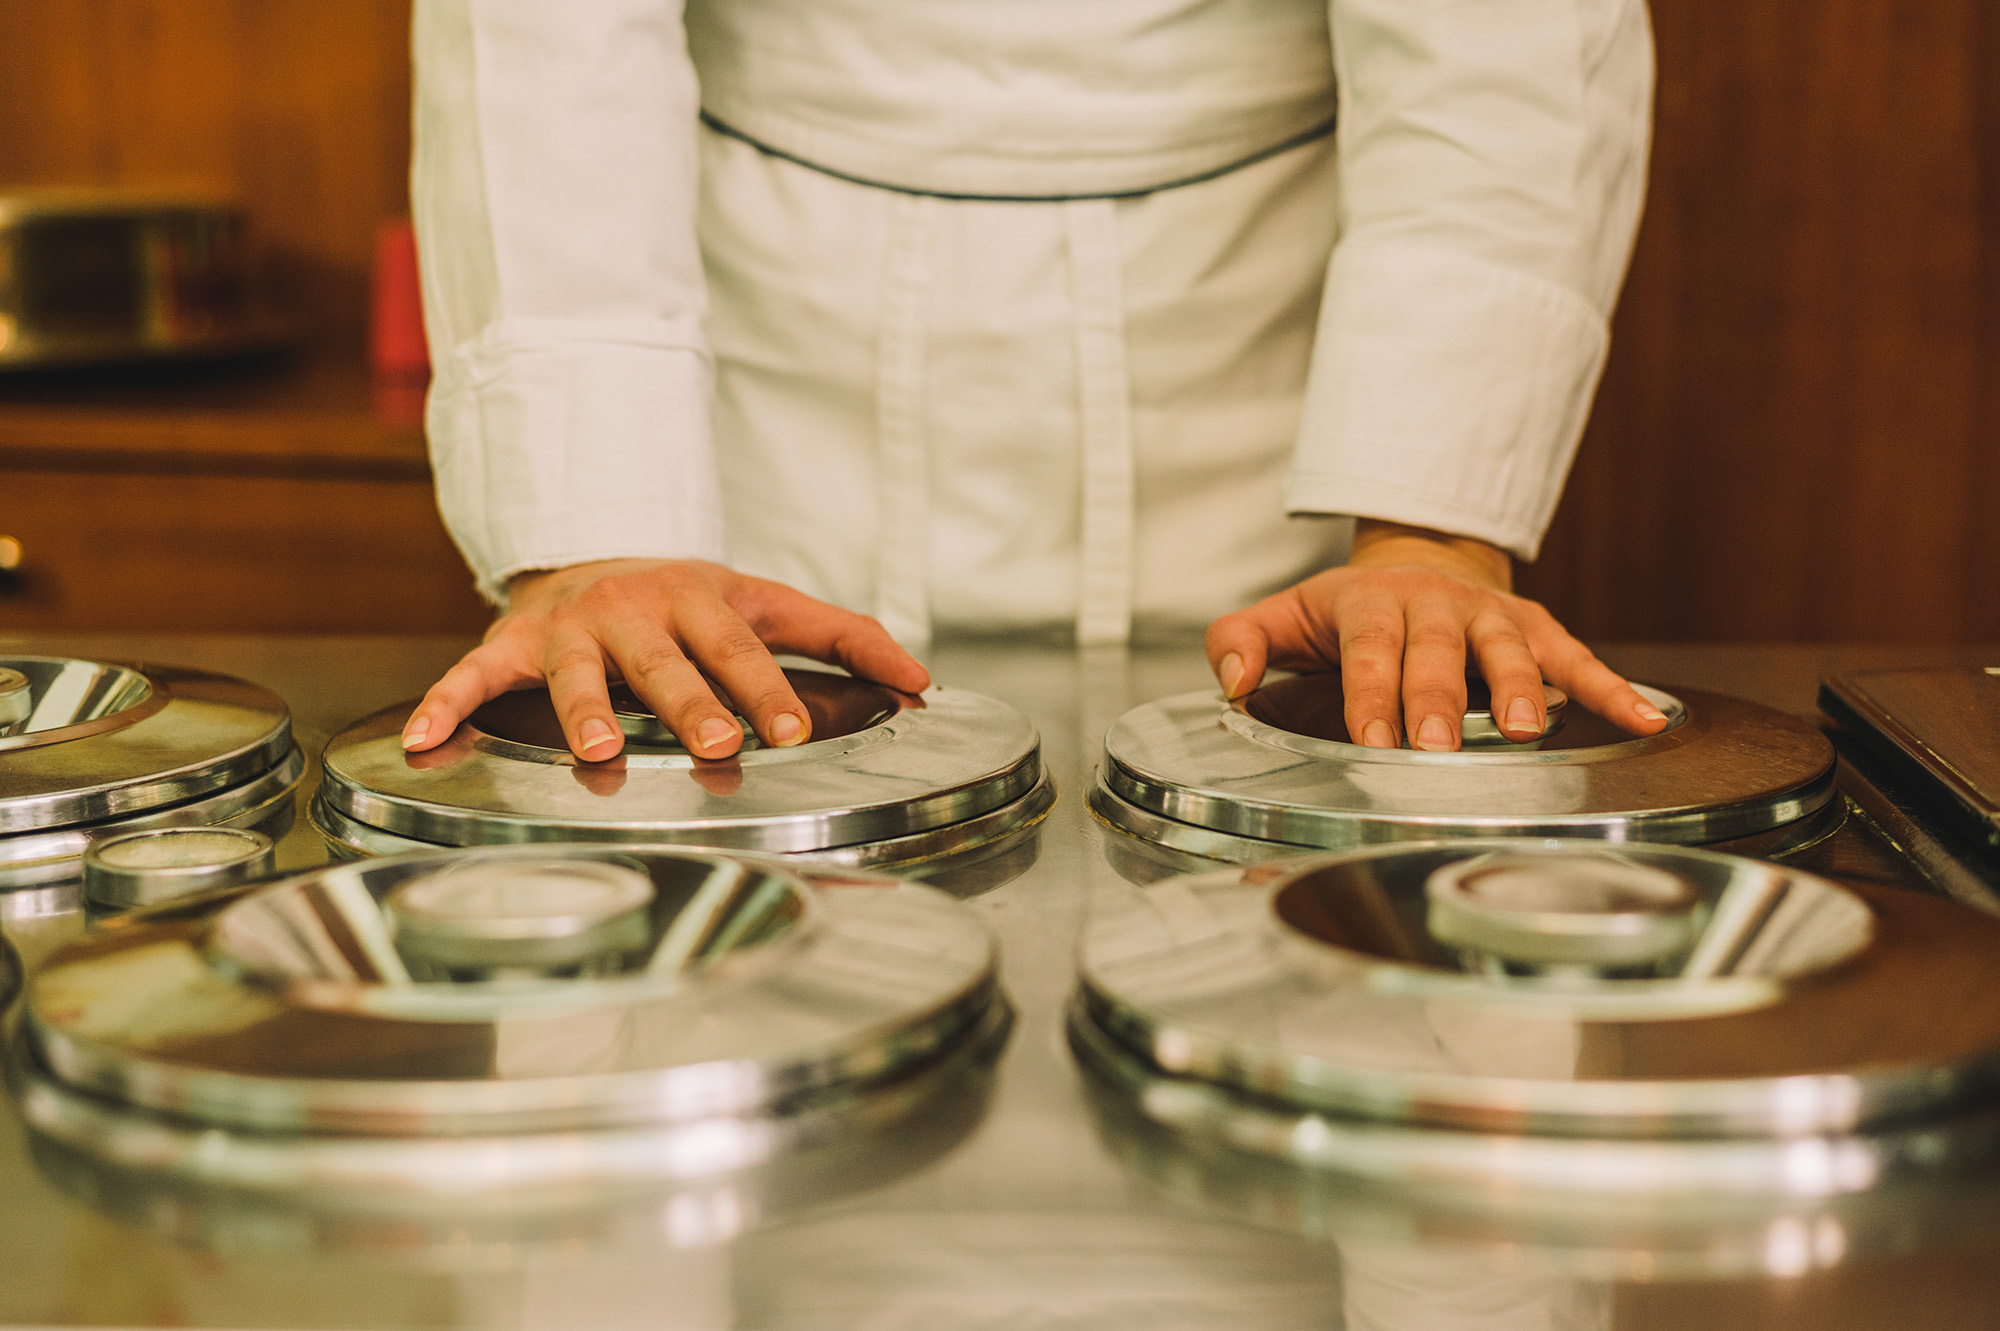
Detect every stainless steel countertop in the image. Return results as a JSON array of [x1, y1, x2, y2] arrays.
[[5, 632, 2000, 1331]]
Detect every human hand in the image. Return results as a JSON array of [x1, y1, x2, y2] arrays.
[[402, 559, 930, 762], [1204, 520, 1667, 752]]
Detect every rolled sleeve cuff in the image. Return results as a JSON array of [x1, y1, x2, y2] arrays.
[[426, 318, 725, 603], [1287, 242, 1611, 562]]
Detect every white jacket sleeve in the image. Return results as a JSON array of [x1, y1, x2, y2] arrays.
[[1289, 0, 1653, 560], [412, 0, 723, 603]]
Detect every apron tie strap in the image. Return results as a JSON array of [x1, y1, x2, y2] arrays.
[[873, 193, 942, 645], [1063, 199, 1136, 646]]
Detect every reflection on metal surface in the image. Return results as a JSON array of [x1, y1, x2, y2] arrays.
[[0, 657, 157, 752], [22, 847, 1008, 1180], [317, 670, 1051, 876], [82, 826, 276, 910], [1074, 841, 2000, 1142], [1097, 680, 1834, 859]]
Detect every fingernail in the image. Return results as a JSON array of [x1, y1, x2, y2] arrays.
[[1362, 720, 1398, 749], [1636, 701, 1667, 723], [1415, 715, 1456, 751], [1218, 652, 1244, 698], [697, 718, 738, 752], [578, 719, 618, 755], [401, 718, 429, 750], [1505, 698, 1541, 735], [771, 713, 805, 746]]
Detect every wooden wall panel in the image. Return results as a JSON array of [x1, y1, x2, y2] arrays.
[[1519, 0, 2000, 642], [0, 468, 488, 633]]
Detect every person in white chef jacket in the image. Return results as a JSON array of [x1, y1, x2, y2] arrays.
[[399, 0, 1673, 765]]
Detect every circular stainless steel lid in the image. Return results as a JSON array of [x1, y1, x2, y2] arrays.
[[320, 669, 1042, 856], [0, 744, 303, 892], [24, 846, 1004, 1139], [81, 826, 277, 909], [1074, 841, 2000, 1141], [1099, 676, 1835, 852], [0, 657, 293, 834]]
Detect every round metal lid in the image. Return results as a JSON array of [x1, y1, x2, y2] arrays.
[[1074, 841, 2000, 1141], [24, 846, 1004, 1140], [1100, 676, 1835, 853], [81, 825, 277, 910], [0, 744, 303, 892], [0, 656, 293, 835], [320, 669, 1042, 856]]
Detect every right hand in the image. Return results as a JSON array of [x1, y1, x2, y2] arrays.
[[401, 559, 930, 762]]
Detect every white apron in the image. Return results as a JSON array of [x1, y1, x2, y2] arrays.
[[412, 0, 1652, 644]]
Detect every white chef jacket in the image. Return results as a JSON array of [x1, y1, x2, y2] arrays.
[[411, 0, 1652, 644]]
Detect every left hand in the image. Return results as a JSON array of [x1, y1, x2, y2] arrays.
[[1204, 520, 1669, 752]]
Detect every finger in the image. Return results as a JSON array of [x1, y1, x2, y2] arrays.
[[541, 628, 624, 761], [1467, 608, 1548, 740], [1400, 596, 1470, 753], [744, 580, 932, 694], [670, 597, 812, 747], [1205, 605, 1274, 699], [1335, 588, 1408, 749], [596, 617, 747, 758], [1516, 604, 1670, 735], [403, 640, 538, 752]]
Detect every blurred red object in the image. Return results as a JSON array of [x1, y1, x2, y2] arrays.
[[370, 216, 429, 380]]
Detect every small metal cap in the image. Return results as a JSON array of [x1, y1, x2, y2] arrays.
[[0, 666, 29, 732], [82, 826, 276, 909], [384, 857, 657, 975], [1458, 681, 1569, 747], [1426, 850, 1700, 971]]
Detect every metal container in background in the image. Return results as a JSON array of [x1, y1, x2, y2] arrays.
[[0, 189, 289, 369]]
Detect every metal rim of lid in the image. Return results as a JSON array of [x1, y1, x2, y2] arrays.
[[1078, 1068, 2000, 1286], [1423, 850, 1704, 969], [1074, 840, 2000, 1140], [1086, 766, 1852, 872], [311, 761, 1059, 871], [0, 658, 292, 835], [1101, 683, 1836, 849], [1457, 681, 1570, 747], [13, 997, 1011, 1207], [383, 856, 660, 972], [25, 846, 1005, 1136], [319, 674, 1041, 854], [1069, 1001, 2000, 1214], [0, 745, 304, 892], [81, 826, 277, 910]]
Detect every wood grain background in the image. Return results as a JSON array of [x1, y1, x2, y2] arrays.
[[0, 1, 1994, 640], [1517, 2, 2000, 643]]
